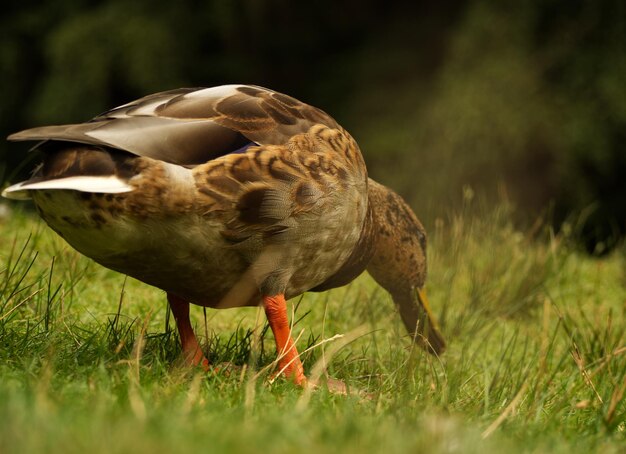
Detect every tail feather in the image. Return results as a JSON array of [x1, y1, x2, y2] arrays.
[[2, 144, 136, 200], [2, 176, 133, 200]]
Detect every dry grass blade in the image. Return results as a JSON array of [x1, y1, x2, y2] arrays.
[[296, 325, 370, 411], [605, 377, 626, 425], [125, 310, 153, 423], [482, 380, 529, 439], [589, 345, 626, 379], [256, 328, 306, 384], [0, 288, 42, 321], [570, 342, 604, 404], [244, 306, 265, 415]]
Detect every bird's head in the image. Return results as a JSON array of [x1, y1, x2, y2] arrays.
[[366, 179, 446, 355]]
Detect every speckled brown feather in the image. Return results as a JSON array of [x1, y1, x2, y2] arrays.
[[4, 84, 444, 356]]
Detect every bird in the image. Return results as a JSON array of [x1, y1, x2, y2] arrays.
[[2, 84, 445, 385]]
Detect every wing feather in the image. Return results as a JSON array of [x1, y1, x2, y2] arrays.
[[8, 85, 339, 166]]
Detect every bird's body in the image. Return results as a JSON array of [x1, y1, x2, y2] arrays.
[[3, 85, 444, 385]]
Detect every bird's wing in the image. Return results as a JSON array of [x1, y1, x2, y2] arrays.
[[7, 85, 339, 166]]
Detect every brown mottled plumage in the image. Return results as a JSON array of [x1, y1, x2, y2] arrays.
[[3, 85, 445, 384]]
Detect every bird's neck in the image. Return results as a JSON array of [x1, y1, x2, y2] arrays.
[[366, 179, 428, 296], [309, 178, 428, 295]]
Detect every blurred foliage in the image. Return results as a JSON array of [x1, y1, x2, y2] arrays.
[[1, 0, 625, 251]]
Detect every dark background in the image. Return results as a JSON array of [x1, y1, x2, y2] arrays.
[[1, 0, 624, 251]]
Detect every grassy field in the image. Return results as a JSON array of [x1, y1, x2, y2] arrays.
[[0, 203, 625, 453]]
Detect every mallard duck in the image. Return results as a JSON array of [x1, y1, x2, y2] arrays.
[[2, 84, 445, 385]]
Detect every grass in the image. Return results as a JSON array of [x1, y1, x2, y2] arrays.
[[0, 202, 625, 453]]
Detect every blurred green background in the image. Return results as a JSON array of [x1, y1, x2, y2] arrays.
[[1, 0, 625, 251]]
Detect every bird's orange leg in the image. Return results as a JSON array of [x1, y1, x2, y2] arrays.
[[263, 294, 306, 386], [167, 293, 210, 371]]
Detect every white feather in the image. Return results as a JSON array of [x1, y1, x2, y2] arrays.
[[1, 176, 133, 200], [184, 85, 248, 99]]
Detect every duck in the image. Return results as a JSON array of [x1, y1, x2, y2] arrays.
[[2, 84, 445, 385]]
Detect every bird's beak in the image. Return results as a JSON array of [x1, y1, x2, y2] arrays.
[[415, 288, 446, 355]]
